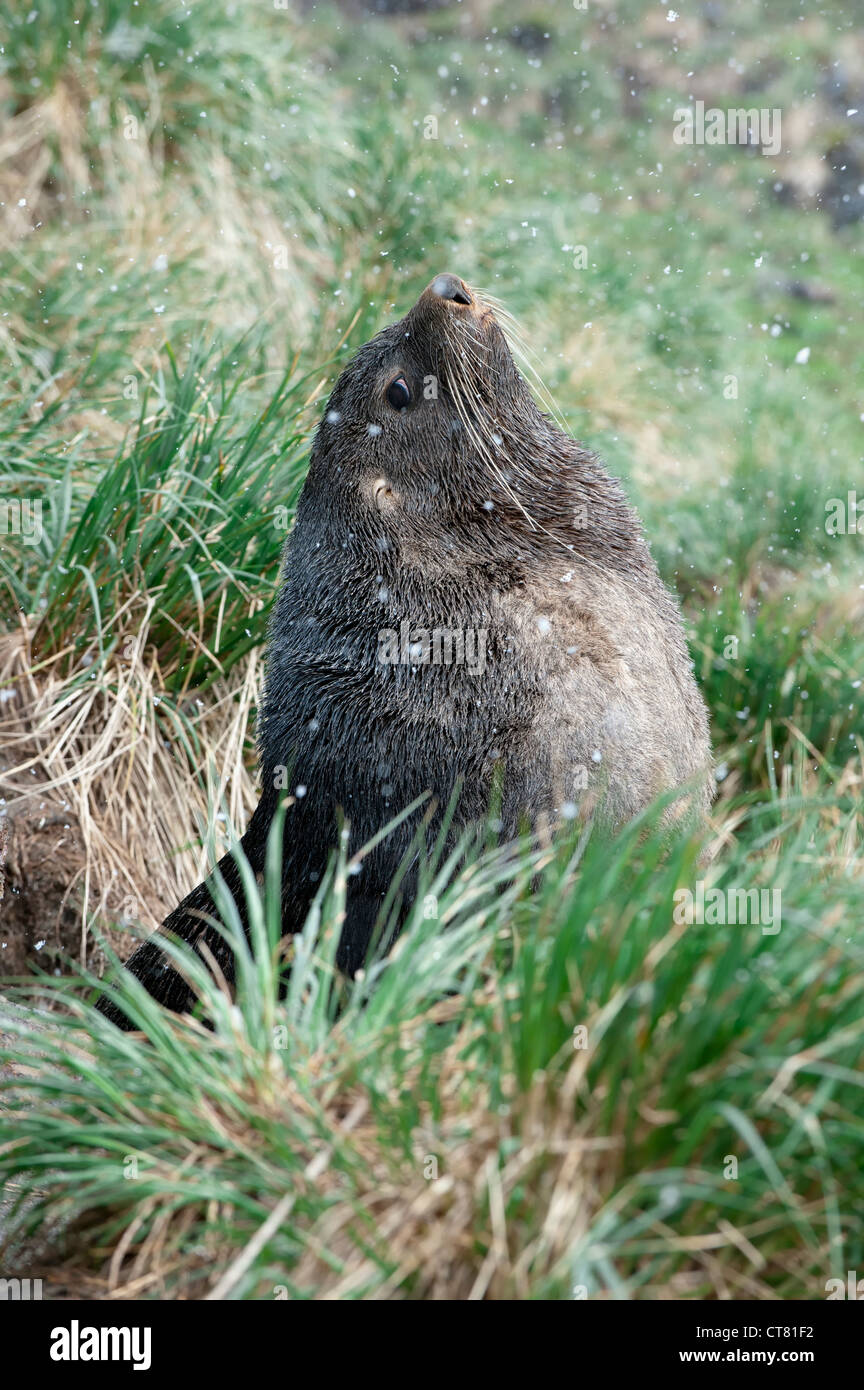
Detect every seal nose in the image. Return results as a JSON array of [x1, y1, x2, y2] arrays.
[[430, 272, 473, 306]]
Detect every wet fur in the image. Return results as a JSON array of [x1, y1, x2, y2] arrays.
[[97, 280, 712, 1027]]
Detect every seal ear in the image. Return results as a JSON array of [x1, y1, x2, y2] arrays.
[[372, 477, 399, 511]]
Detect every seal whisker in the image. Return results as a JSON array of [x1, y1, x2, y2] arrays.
[[468, 287, 571, 435], [447, 369, 547, 534]]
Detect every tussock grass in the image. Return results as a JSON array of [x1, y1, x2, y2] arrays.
[[21, 337, 313, 685], [2, 801, 862, 1300]]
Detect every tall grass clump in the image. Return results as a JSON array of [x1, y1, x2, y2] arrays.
[[2, 798, 862, 1299]]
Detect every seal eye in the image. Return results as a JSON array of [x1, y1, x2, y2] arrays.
[[385, 376, 411, 411]]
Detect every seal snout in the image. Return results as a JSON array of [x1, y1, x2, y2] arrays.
[[429, 272, 473, 306], [413, 271, 501, 344]]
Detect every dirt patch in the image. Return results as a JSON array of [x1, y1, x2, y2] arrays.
[[0, 797, 124, 981]]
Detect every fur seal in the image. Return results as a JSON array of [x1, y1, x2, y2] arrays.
[[97, 273, 712, 1027]]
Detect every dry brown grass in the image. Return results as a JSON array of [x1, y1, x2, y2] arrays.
[[0, 619, 259, 977]]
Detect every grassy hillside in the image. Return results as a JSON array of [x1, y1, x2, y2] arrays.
[[0, 0, 862, 1298]]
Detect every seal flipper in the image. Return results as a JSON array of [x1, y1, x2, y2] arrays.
[[96, 797, 274, 1031]]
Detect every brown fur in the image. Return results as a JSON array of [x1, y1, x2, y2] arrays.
[[98, 273, 712, 1027]]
